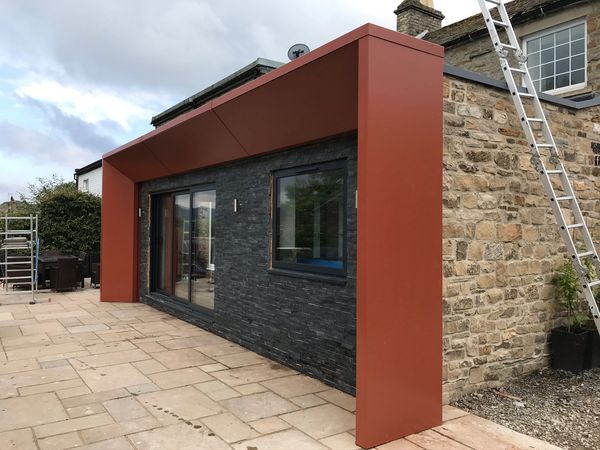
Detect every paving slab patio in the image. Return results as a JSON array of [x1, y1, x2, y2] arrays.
[[0, 289, 562, 449]]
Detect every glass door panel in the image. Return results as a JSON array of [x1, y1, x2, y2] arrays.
[[174, 193, 191, 301], [191, 190, 216, 309], [154, 194, 173, 294]]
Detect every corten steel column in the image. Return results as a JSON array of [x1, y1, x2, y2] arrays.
[[100, 161, 139, 302], [356, 33, 444, 448]]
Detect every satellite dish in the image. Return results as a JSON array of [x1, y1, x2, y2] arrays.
[[288, 44, 310, 61]]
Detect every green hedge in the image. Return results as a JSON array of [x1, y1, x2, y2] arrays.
[[13, 178, 101, 254]]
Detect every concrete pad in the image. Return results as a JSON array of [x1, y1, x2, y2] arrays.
[[0, 393, 68, 432]]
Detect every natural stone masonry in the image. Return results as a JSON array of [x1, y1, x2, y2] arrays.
[[442, 74, 600, 401]]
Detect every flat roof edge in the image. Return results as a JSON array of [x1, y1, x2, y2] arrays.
[[444, 64, 600, 110], [74, 159, 103, 175]]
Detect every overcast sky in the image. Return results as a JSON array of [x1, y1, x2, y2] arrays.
[[0, 0, 488, 201]]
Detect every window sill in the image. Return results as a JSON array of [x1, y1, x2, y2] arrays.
[[267, 268, 348, 285]]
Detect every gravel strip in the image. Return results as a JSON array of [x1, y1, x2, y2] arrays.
[[454, 368, 600, 450]]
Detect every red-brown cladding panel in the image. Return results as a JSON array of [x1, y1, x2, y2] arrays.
[[104, 139, 171, 183], [356, 35, 444, 448], [212, 43, 359, 156], [143, 110, 249, 175], [100, 161, 139, 302]]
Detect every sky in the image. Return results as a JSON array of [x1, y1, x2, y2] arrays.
[[0, 0, 485, 202]]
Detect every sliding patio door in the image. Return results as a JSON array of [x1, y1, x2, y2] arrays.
[[191, 190, 216, 309], [152, 188, 216, 311]]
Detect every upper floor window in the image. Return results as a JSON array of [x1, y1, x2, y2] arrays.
[[82, 179, 89, 192], [273, 160, 346, 276], [524, 20, 586, 95]]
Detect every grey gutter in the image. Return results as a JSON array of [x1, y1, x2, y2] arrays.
[[444, 64, 600, 110]]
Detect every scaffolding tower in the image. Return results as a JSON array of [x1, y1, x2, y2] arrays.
[[0, 215, 39, 304]]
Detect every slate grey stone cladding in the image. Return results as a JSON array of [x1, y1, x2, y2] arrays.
[[138, 134, 357, 394]]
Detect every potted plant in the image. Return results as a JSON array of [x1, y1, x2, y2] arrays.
[[552, 262, 591, 373]]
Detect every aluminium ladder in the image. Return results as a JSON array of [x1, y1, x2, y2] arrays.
[[478, 0, 600, 336], [0, 215, 39, 304]]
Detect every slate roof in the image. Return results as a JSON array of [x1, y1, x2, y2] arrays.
[[425, 0, 588, 48]]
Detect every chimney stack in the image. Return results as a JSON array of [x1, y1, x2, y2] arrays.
[[394, 0, 445, 37]]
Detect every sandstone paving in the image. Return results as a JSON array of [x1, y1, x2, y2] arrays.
[[221, 391, 299, 422], [261, 374, 330, 398], [147, 366, 213, 389], [0, 289, 564, 450], [280, 403, 355, 439], [0, 392, 68, 432], [76, 362, 151, 392], [0, 428, 37, 450]]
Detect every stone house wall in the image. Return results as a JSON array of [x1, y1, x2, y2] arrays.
[[442, 73, 600, 402], [441, 1, 600, 97]]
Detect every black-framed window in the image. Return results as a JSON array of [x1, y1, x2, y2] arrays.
[[272, 160, 347, 276]]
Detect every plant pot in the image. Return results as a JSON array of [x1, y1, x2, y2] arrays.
[[585, 330, 600, 369], [551, 327, 590, 373]]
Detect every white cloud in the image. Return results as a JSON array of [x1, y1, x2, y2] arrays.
[[15, 79, 156, 130]]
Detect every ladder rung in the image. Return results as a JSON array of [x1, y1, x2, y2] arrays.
[[492, 19, 509, 27], [499, 43, 518, 50], [566, 223, 585, 230], [555, 196, 574, 202], [527, 118, 544, 123], [508, 67, 526, 74], [519, 92, 535, 98], [485, 0, 501, 5], [546, 170, 563, 174], [537, 144, 554, 148], [586, 280, 600, 289], [578, 251, 595, 258]]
